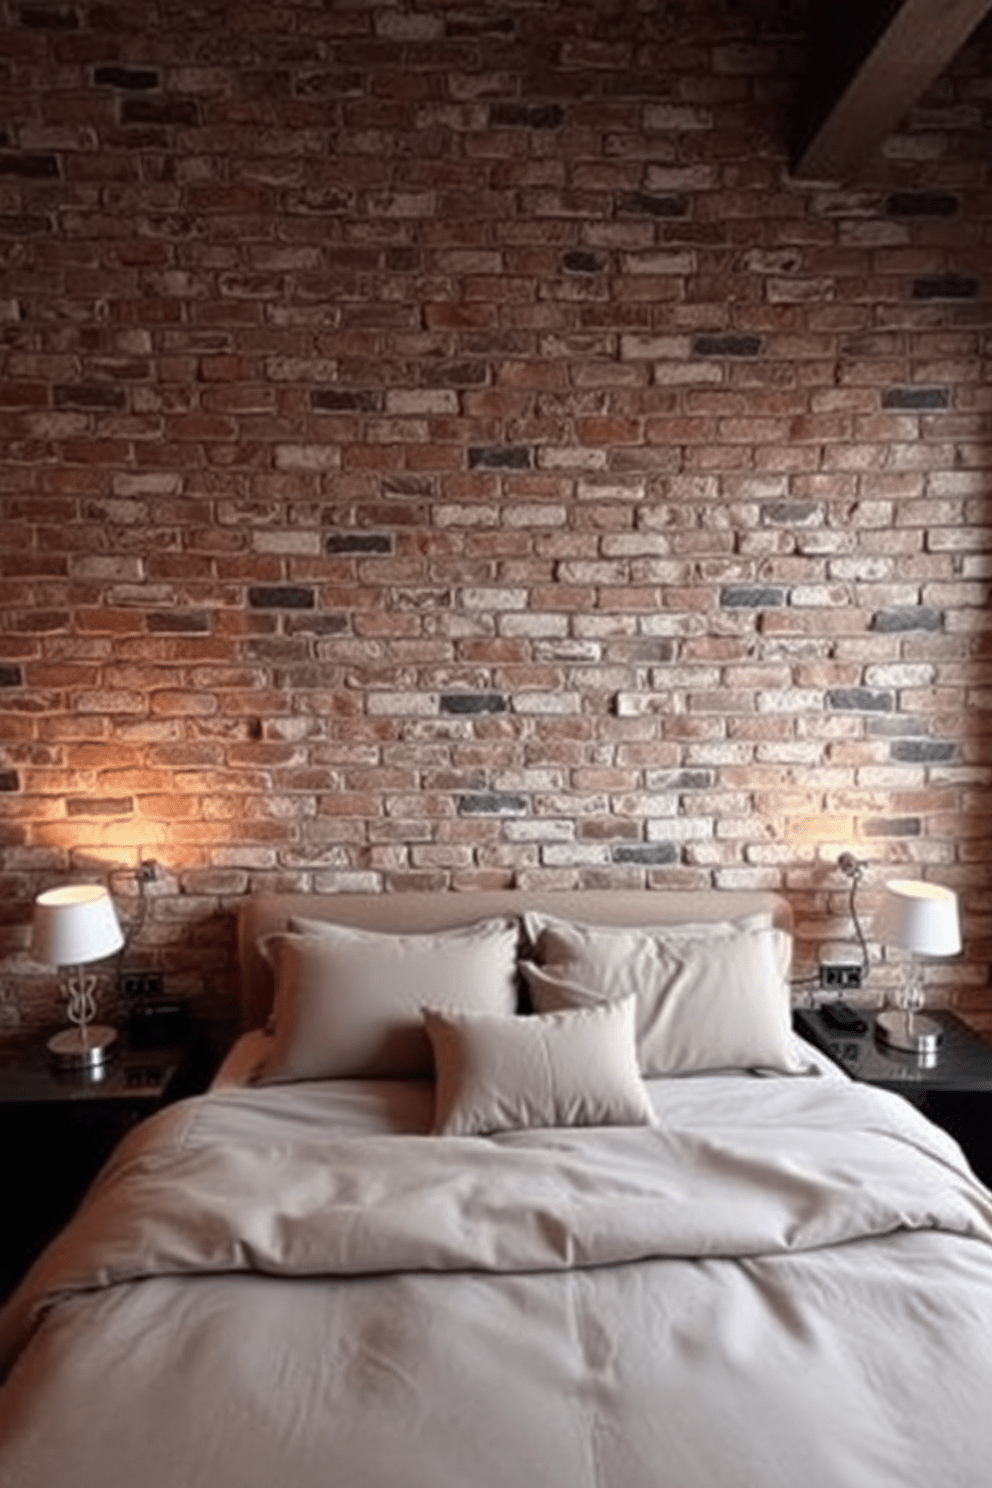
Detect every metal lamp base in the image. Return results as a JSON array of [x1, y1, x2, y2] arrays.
[[876, 1008, 942, 1058], [47, 1023, 119, 1071]]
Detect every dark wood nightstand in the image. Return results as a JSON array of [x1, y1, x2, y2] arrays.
[[794, 1005, 992, 1187], [0, 1037, 202, 1301]]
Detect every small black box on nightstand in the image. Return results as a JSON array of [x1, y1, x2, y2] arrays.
[[128, 1001, 191, 1050]]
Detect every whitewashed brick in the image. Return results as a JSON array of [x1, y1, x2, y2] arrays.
[[511, 693, 581, 715], [366, 693, 439, 716]]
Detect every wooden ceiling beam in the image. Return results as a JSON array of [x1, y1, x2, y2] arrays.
[[792, 0, 992, 181]]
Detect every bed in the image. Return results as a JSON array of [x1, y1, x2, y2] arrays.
[[2, 887, 992, 1488]]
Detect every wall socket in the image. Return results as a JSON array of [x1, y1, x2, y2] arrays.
[[119, 970, 164, 1000], [819, 963, 864, 991]]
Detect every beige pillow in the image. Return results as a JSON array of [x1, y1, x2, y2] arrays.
[[521, 913, 802, 1076], [255, 918, 519, 1083], [424, 997, 656, 1137]]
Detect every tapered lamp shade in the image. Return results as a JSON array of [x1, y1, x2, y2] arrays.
[[876, 879, 962, 958], [32, 885, 124, 1071], [876, 879, 961, 1058], [32, 885, 125, 967]]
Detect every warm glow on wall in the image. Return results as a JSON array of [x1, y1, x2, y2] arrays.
[[787, 817, 857, 852]]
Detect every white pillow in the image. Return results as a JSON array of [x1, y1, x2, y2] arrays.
[[521, 913, 803, 1076], [255, 918, 519, 1083], [423, 997, 656, 1137]]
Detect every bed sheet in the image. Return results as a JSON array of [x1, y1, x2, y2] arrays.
[[2, 1052, 992, 1488]]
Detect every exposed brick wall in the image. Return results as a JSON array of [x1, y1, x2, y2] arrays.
[[1, 0, 990, 1037]]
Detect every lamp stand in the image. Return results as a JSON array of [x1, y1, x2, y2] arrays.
[[47, 964, 118, 1071], [876, 954, 942, 1058]]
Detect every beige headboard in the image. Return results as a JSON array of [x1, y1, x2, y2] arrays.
[[237, 889, 792, 1032]]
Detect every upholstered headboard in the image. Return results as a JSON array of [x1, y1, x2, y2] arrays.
[[237, 889, 793, 1032]]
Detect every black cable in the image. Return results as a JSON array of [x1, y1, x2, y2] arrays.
[[838, 852, 870, 982]]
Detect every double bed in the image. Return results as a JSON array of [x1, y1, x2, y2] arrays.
[[2, 888, 992, 1487]]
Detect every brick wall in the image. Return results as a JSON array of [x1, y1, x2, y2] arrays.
[[1, 0, 990, 1039]]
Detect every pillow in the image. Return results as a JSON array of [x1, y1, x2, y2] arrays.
[[423, 997, 656, 1137], [255, 918, 519, 1084], [520, 913, 803, 1077]]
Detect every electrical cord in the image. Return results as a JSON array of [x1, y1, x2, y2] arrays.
[[838, 852, 870, 982]]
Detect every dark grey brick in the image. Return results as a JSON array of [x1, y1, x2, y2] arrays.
[[54, 383, 127, 409], [885, 192, 959, 218], [248, 586, 316, 610], [912, 274, 979, 300], [692, 334, 763, 358], [19, 6, 79, 26], [468, 445, 532, 470], [761, 501, 821, 526], [890, 740, 957, 764], [0, 770, 18, 792], [871, 607, 944, 633], [66, 796, 134, 817], [862, 817, 921, 837], [93, 66, 159, 89], [827, 688, 894, 713], [385, 250, 419, 275], [881, 387, 949, 411], [611, 843, 678, 865], [380, 475, 434, 498], [121, 99, 199, 127], [458, 793, 529, 816], [324, 533, 393, 555], [146, 610, 211, 633], [311, 388, 381, 412], [0, 153, 59, 177], [0, 214, 51, 235], [293, 71, 364, 98], [0, 665, 23, 687], [720, 585, 786, 609], [654, 769, 715, 791], [490, 102, 563, 129], [562, 249, 606, 274], [419, 361, 488, 388], [616, 192, 690, 219], [440, 693, 509, 715]]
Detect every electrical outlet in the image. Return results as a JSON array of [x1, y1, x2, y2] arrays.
[[819, 963, 863, 991], [119, 970, 164, 1000]]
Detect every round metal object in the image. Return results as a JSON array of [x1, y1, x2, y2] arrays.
[[875, 1009, 942, 1059], [47, 1023, 119, 1071]]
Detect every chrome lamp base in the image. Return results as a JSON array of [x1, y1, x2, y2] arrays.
[[47, 1023, 119, 1071], [875, 1008, 942, 1058]]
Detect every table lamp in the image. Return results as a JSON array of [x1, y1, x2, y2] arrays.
[[32, 885, 125, 1070], [875, 879, 961, 1057]]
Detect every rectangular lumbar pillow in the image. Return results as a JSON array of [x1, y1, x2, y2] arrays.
[[520, 913, 803, 1077], [423, 996, 656, 1137], [255, 918, 519, 1083]]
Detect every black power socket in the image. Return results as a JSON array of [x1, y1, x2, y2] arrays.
[[119, 970, 164, 1000], [819, 963, 864, 991]]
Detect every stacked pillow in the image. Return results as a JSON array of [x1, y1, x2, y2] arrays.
[[256, 916, 519, 1084], [520, 912, 803, 1079], [252, 910, 802, 1136]]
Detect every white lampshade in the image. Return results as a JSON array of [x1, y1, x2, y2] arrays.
[[877, 879, 962, 958], [33, 885, 124, 968]]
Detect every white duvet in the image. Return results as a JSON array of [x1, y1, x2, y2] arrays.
[[2, 1061, 992, 1488]]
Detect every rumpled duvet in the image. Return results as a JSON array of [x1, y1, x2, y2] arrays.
[[2, 1068, 992, 1488]]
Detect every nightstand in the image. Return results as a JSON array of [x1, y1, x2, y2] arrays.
[[794, 1006, 992, 1186], [0, 1037, 202, 1301]]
